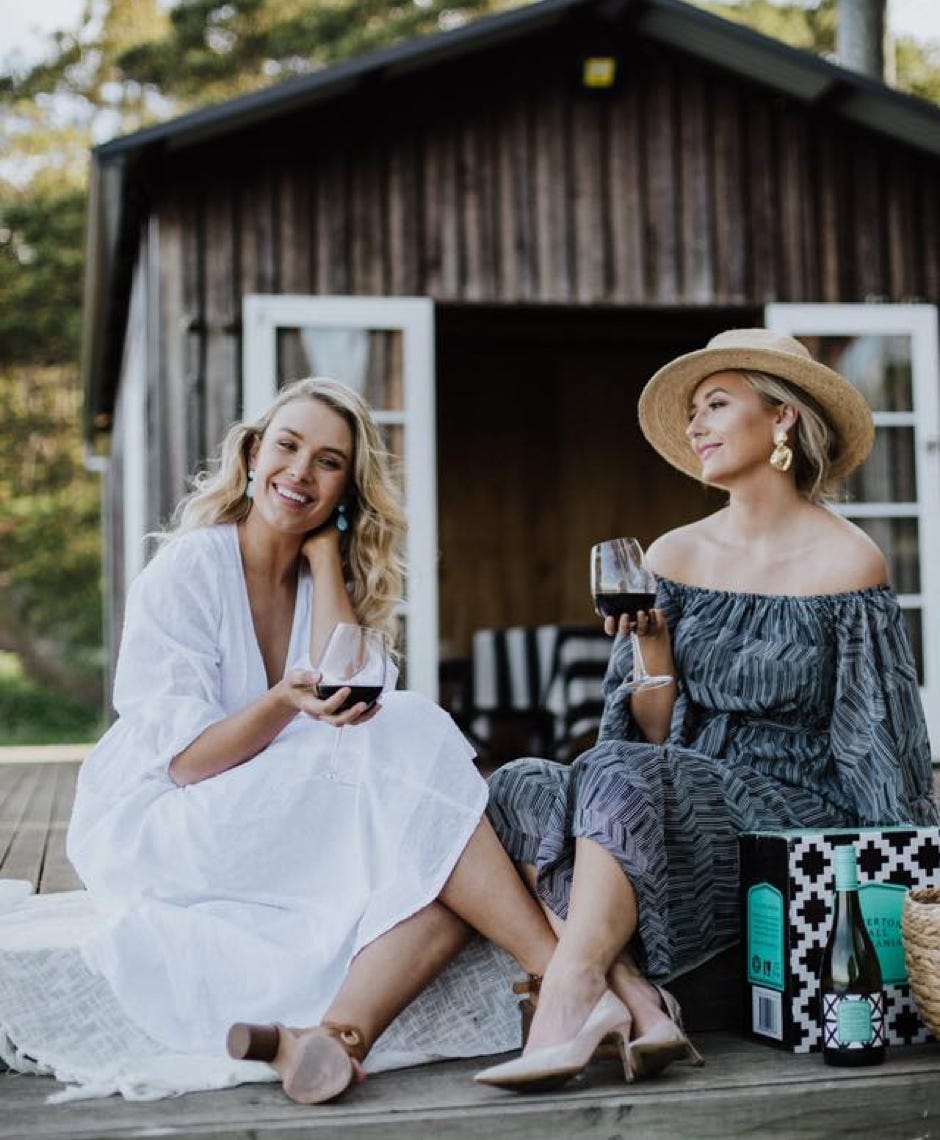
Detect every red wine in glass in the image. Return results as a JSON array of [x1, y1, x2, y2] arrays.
[[316, 623, 388, 779], [317, 684, 383, 711], [589, 538, 672, 693], [593, 591, 656, 621]]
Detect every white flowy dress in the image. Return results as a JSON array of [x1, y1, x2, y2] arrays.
[[0, 525, 518, 1101]]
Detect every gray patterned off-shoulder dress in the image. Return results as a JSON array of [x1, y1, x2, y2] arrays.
[[487, 578, 939, 979]]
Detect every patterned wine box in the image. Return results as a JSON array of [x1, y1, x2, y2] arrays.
[[739, 827, 940, 1053]]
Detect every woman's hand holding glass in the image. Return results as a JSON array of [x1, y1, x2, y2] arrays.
[[591, 538, 673, 693], [603, 605, 670, 646], [277, 667, 380, 726], [278, 626, 386, 727]]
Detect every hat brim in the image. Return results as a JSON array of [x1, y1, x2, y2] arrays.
[[637, 345, 875, 484]]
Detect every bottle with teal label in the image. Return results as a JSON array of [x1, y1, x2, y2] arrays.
[[820, 844, 885, 1067]]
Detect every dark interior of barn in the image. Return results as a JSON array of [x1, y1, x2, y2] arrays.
[[435, 303, 757, 657]]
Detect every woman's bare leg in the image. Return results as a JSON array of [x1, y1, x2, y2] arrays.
[[608, 952, 671, 1037], [519, 863, 564, 936], [322, 901, 471, 1049], [438, 816, 557, 977], [519, 840, 669, 1050], [243, 816, 560, 1103], [523, 837, 632, 1049], [323, 816, 557, 1050], [259, 902, 471, 1103]]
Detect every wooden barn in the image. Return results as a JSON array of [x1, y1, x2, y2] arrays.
[[81, 0, 940, 745]]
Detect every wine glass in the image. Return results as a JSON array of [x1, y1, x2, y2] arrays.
[[316, 623, 387, 781], [590, 538, 672, 692], [317, 623, 387, 712]]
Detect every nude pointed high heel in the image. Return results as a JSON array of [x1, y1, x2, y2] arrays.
[[628, 985, 704, 1079], [474, 990, 634, 1092], [227, 1020, 367, 1104], [516, 974, 621, 1063]]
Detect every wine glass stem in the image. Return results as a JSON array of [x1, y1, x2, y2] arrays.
[[327, 726, 344, 778], [632, 632, 651, 685]]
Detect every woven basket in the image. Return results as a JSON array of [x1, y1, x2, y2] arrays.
[[902, 886, 940, 1038]]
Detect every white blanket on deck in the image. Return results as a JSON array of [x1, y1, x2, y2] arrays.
[[0, 886, 519, 1103]]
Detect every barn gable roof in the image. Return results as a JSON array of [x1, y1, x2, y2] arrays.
[[83, 0, 940, 438], [97, 0, 940, 161]]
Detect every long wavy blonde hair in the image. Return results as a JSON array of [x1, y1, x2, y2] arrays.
[[163, 378, 406, 647]]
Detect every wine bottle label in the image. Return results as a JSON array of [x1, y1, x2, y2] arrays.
[[822, 993, 886, 1049], [858, 881, 909, 984], [747, 884, 784, 991]]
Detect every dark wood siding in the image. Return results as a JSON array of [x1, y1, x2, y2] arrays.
[[151, 50, 938, 323]]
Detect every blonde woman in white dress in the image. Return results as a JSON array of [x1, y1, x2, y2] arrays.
[[62, 378, 557, 1104]]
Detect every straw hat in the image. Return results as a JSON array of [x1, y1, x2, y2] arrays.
[[637, 328, 875, 483]]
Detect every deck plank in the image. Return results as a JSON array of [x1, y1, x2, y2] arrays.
[[38, 764, 82, 894], [0, 765, 42, 875], [0, 764, 34, 821], [0, 762, 59, 886], [2, 1035, 940, 1139]]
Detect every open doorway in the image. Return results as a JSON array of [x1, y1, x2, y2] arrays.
[[435, 303, 759, 660]]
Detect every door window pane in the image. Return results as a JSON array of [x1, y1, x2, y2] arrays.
[[276, 327, 404, 411], [797, 334, 913, 412], [380, 423, 406, 492], [854, 517, 920, 594], [845, 427, 917, 503]]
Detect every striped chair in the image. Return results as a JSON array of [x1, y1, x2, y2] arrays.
[[466, 624, 612, 767]]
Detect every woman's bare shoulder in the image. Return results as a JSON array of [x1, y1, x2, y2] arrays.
[[812, 512, 889, 591], [646, 514, 721, 579]]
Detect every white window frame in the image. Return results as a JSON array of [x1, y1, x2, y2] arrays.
[[122, 257, 149, 594], [242, 295, 438, 698], [766, 303, 940, 750]]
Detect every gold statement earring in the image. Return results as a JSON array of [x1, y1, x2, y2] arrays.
[[769, 428, 793, 472]]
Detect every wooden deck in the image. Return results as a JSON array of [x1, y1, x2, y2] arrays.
[[0, 762, 81, 894], [3, 759, 940, 1139]]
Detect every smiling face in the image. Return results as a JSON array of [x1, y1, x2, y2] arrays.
[[248, 397, 354, 536], [685, 370, 796, 488]]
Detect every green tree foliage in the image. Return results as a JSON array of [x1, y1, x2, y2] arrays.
[[0, 190, 86, 365], [692, 1, 939, 105], [1, 1, 170, 201], [0, 367, 103, 706], [117, 0, 512, 104], [0, 0, 172, 708], [2, 0, 168, 113], [0, 653, 102, 746], [0, 0, 175, 736], [0, 186, 103, 711], [693, 0, 837, 53], [896, 35, 940, 105]]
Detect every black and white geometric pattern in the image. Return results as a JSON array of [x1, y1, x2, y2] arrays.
[[822, 991, 886, 1050], [789, 830, 937, 1052]]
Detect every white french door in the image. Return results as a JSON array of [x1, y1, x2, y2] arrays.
[[242, 295, 438, 698], [766, 304, 940, 751], [121, 257, 149, 593]]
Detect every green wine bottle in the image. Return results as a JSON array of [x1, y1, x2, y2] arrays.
[[820, 844, 885, 1067]]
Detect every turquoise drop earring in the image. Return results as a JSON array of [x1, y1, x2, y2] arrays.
[[336, 504, 349, 532]]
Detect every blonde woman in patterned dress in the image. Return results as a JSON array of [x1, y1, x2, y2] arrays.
[[477, 329, 938, 1092]]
